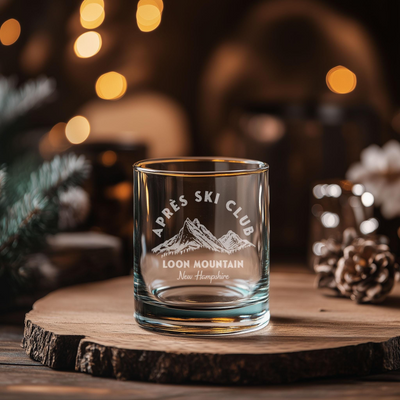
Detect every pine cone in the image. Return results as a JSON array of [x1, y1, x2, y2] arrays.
[[314, 228, 357, 290], [335, 238, 398, 303], [314, 229, 399, 304]]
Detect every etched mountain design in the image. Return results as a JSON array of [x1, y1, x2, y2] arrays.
[[152, 218, 255, 256], [219, 230, 255, 252]]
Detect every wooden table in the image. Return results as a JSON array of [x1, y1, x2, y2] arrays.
[[3, 265, 400, 398], [3, 325, 400, 399]]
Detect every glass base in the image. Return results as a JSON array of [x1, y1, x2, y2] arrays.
[[134, 299, 270, 336]]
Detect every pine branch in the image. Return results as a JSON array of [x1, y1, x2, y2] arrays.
[[0, 75, 56, 129], [0, 193, 56, 263], [0, 167, 6, 213], [0, 153, 91, 264], [31, 153, 91, 197], [0, 167, 6, 197], [0, 156, 39, 211]]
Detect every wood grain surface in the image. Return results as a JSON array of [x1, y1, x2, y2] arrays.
[[23, 267, 400, 385], [3, 325, 400, 400]]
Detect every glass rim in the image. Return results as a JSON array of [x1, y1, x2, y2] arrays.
[[133, 157, 269, 177]]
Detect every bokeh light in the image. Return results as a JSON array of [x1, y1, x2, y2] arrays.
[[352, 184, 365, 196], [74, 31, 102, 58], [138, 2, 160, 19], [137, 0, 162, 32], [95, 72, 127, 100], [80, 0, 105, 29], [65, 116, 91, 144], [100, 150, 117, 166], [312, 242, 324, 256], [137, 16, 161, 32], [326, 66, 357, 94], [39, 122, 71, 159], [245, 114, 285, 143], [0, 18, 21, 46], [139, 0, 164, 12], [80, 12, 105, 29], [360, 218, 379, 235], [361, 192, 374, 207], [106, 181, 132, 201], [313, 184, 327, 199], [80, 0, 104, 11], [81, 3, 103, 21], [321, 212, 340, 228], [48, 122, 70, 149], [326, 184, 342, 198]]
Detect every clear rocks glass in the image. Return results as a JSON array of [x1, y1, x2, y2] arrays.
[[133, 157, 269, 335]]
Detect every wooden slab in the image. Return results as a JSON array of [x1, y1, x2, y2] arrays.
[[23, 267, 400, 385]]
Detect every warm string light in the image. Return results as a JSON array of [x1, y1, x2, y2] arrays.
[[81, 0, 105, 10], [95, 71, 127, 100], [106, 181, 132, 201], [136, 0, 163, 32], [65, 116, 91, 144], [48, 122, 69, 149], [100, 150, 117, 166], [80, 0, 105, 29], [360, 218, 379, 235], [73, 1, 105, 59], [39, 122, 71, 158], [143, 0, 163, 13], [0, 18, 21, 46], [320, 212, 340, 228], [41, 118, 91, 154], [74, 31, 102, 58], [326, 66, 357, 94], [361, 192, 374, 207], [313, 184, 342, 199], [74, 2, 129, 103]]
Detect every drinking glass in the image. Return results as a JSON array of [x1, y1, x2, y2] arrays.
[[133, 157, 269, 335]]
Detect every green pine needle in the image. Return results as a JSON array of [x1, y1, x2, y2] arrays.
[[0, 76, 55, 130], [0, 153, 91, 265], [0, 167, 6, 197], [0, 156, 39, 211], [31, 153, 91, 197], [0, 193, 55, 263]]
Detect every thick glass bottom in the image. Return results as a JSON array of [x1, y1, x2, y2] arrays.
[[134, 299, 270, 336]]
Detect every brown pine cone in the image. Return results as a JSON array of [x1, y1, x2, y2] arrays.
[[314, 228, 357, 290], [335, 238, 398, 303], [314, 229, 399, 304]]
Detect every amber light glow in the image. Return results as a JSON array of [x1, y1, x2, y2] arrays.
[[39, 122, 71, 158], [74, 31, 102, 58], [95, 71, 127, 100], [100, 150, 117, 166], [81, 0, 104, 10], [106, 181, 132, 200], [48, 122, 69, 149], [136, 0, 163, 32], [65, 116, 91, 144], [0, 18, 21, 46], [140, 0, 164, 12], [80, 0, 105, 29], [326, 66, 357, 94]]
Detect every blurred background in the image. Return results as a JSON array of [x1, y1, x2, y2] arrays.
[[2, 0, 400, 312]]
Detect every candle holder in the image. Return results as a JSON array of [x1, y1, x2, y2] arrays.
[[133, 157, 270, 335]]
